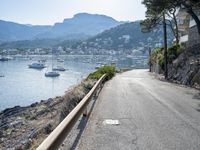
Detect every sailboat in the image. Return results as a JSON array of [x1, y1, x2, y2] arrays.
[[53, 61, 66, 71], [53, 54, 66, 71], [45, 50, 60, 77]]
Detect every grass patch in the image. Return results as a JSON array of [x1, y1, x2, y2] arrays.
[[88, 65, 116, 80]]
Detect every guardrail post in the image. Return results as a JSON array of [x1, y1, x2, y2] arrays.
[[83, 107, 87, 117]]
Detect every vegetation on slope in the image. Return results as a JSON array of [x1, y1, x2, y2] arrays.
[[149, 44, 185, 71], [88, 65, 116, 80], [72, 22, 173, 51]]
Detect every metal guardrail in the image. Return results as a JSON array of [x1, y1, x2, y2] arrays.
[[37, 74, 106, 150]]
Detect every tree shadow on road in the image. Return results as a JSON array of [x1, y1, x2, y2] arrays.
[[70, 92, 100, 150], [193, 93, 200, 100], [195, 104, 200, 112]]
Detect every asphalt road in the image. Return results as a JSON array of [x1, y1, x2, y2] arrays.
[[76, 69, 200, 150]]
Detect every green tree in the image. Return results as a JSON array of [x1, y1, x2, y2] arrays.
[[141, 0, 169, 79], [141, 0, 200, 35]]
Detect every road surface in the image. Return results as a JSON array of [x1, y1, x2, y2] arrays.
[[76, 69, 200, 150]]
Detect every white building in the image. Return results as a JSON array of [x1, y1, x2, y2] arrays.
[[176, 8, 200, 46]]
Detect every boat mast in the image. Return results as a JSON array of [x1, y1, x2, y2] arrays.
[[52, 49, 53, 71]]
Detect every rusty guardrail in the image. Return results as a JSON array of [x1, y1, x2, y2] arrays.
[[37, 74, 106, 150]]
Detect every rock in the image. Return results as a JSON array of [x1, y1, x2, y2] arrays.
[[43, 123, 53, 134], [192, 70, 200, 85], [30, 102, 38, 107], [0, 130, 3, 137], [36, 108, 50, 117], [168, 43, 200, 87], [28, 128, 40, 139]]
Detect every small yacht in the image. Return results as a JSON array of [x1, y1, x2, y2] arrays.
[[95, 64, 101, 69], [0, 55, 13, 61], [0, 56, 9, 61], [57, 58, 64, 63], [45, 71, 60, 77], [0, 74, 4, 77], [28, 62, 46, 69], [53, 66, 66, 71], [39, 59, 47, 63]]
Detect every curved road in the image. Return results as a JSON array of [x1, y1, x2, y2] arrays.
[[77, 69, 200, 150]]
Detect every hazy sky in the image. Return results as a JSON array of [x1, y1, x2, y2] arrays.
[[0, 0, 146, 25]]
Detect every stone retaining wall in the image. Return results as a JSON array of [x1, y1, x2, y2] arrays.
[[188, 25, 200, 47]]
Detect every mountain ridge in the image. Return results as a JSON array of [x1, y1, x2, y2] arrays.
[[0, 13, 122, 42], [0, 21, 173, 53]]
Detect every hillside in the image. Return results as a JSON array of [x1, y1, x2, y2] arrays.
[[0, 20, 51, 42], [64, 22, 173, 55], [0, 13, 121, 43], [0, 35, 87, 49]]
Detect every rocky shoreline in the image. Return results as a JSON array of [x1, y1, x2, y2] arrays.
[[0, 78, 97, 150]]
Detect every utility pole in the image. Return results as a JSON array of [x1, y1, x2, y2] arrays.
[[149, 46, 152, 72], [163, 12, 168, 79]]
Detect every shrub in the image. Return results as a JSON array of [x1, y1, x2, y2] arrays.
[[150, 44, 185, 70], [88, 65, 116, 80], [168, 44, 185, 62], [158, 54, 164, 70], [149, 47, 164, 65]]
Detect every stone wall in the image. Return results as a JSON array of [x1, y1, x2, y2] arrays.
[[168, 43, 200, 88], [188, 25, 200, 47], [151, 58, 163, 74]]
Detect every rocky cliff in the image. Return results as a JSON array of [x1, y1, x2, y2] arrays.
[[168, 43, 200, 88]]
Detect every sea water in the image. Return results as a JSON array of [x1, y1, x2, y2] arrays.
[[0, 55, 148, 110]]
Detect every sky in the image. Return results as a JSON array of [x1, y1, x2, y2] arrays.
[[0, 0, 146, 25]]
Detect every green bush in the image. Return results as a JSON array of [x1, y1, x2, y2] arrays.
[[149, 47, 164, 65], [168, 44, 185, 62], [158, 54, 164, 70], [149, 44, 185, 70], [88, 65, 116, 80]]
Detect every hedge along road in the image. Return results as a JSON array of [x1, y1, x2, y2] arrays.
[[76, 69, 200, 150]]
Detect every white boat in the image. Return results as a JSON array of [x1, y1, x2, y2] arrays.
[[45, 50, 60, 77], [0, 56, 9, 61], [28, 62, 46, 69], [57, 58, 64, 62], [45, 71, 60, 77], [6, 56, 13, 60], [0, 74, 4, 77], [53, 66, 66, 71], [39, 59, 47, 63], [95, 64, 101, 69], [0, 54, 13, 61]]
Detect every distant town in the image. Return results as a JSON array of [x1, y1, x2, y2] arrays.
[[0, 45, 152, 56]]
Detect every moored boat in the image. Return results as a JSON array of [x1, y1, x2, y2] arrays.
[[53, 66, 66, 71], [45, 71, 60, 77], [28, 62, 46, 69], [45, 49, 60, 77], [0, 56, 9, 61], [0, 74, 5, 77]]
